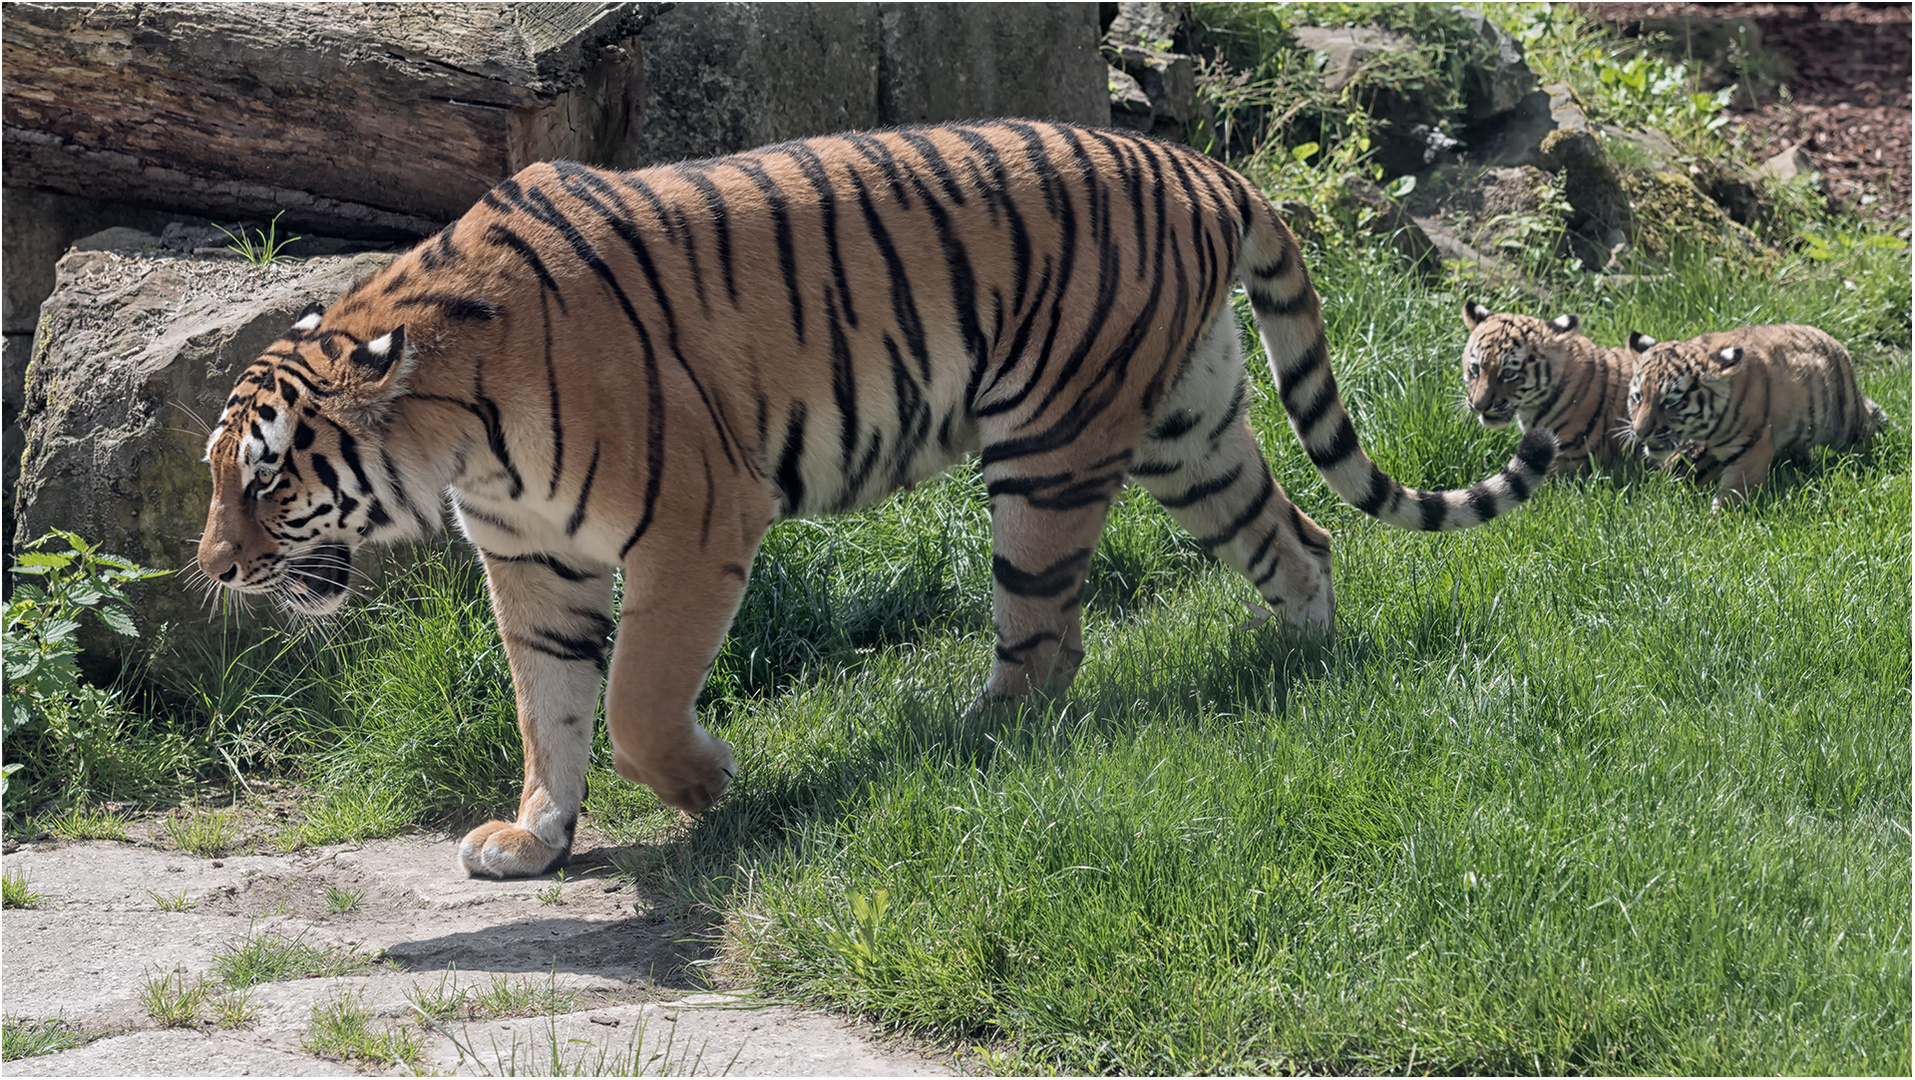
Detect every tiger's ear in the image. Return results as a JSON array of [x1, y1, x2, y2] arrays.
[[1462, 300, 1493, 329], [1628, 331, 1657, 354], [1548, 313, 1581, 335], [1704, 346, 1744, 379], [290, 302, 325, 334], [342, 326, 417, 406]]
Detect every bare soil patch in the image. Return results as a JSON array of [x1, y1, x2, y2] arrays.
[[1588, 2, 1912, 223]]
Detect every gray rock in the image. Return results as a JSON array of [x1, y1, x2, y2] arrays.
[[1454, 6, 1535, 120], [10, 248, 399, 668], [629, 3, 1107, 168], [1290, 25, 1409, 94], [1105, 42, 1196, 139], [1760, 144, 1822, 188], [1335, 173, 1439, 277], [1536, 83, 1634, 265]]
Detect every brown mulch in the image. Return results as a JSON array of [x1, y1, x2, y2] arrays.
[[1586, 2, 1911, 225]]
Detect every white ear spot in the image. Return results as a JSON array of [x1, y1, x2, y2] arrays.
[[366, 333, 393, 358], [292, 311, 322, 333], [1549, 313, 1580, 333], [1717, 347, 1740, 364]]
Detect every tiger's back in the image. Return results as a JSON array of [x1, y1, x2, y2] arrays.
[[197, 120, 1554, 879]]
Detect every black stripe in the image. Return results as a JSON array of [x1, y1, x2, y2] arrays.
[[992, 547, 1092, 598], [487, 551, 600, 582], [995, 630, 1061, 663], [566, 442, 601, 536], [1156, 463, 1244, 509], [729, 158, 805, 344], [674, 165, 739, 305], [775, 402, 809, 514], [1306, 417, 1359, 468], [1196, 470, 1273, 549]]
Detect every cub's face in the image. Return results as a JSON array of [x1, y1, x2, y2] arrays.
[[197, 305, 415, 615], [1626, 335, 1740, 459], [1459, 303, 1578, 428]]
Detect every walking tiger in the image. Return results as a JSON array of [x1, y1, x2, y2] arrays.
[[196, 121, 1555, 878]]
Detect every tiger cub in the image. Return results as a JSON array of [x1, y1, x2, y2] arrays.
[[1625, 323, 1884, 508], [196, 121, 1554, 879], [1459, 302, 1648, 475]]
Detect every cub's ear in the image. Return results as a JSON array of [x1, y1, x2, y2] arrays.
[[1462, 300, 1493, 329], [1628, 331, 1658, 354], [1548, 313, 1581, 334], [1705, 345, 1745, 377], [289, 302, 325, 334]]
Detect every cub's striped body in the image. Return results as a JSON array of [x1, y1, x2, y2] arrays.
[[197, 121, 1554, 879], [1460, 303, 1636, 475], [1625, 323, 1883, 508]]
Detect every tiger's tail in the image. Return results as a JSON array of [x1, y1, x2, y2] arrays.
[[1237, 193, 1556, 531]]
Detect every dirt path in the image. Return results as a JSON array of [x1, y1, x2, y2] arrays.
[[2, 836, 955, 1076]]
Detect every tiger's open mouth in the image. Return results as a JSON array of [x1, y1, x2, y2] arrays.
[[284, 543, 353, 613]]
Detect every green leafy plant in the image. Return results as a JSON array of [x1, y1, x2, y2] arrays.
[[214, 211, 302, 266], [3, 532, 168, 810], [324, 885, 363, 914]]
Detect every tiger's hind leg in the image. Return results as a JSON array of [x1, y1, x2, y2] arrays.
[[460, 551, 617, 879], [1131, 311, 1335, 631], [976, 425, 1136, 702]]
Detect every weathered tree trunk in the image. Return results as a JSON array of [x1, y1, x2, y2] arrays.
[[2, 2, 663, 238]]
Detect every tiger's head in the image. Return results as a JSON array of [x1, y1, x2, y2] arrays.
[[1625, 332, 1740, 460], [1459, 302, 1582, 428], [197, 302, 427, 615]]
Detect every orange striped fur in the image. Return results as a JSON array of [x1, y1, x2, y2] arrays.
[[198, 121, 1554, 878]]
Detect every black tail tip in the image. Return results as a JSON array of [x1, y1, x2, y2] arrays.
[[1515, 429, 1559, 474]]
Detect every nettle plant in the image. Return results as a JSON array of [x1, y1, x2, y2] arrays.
[[2, 531, 167, 805]]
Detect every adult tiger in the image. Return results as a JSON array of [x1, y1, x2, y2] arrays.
[[196, 121, 1555, 878], [1625, 323, 1884, 509], [1459, 302, 1636, 475]]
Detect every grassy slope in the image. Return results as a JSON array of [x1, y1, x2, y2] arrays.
[[659, 246, 1909, 1075]]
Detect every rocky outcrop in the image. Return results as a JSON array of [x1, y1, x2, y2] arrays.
[[10, 240, 397, 661], [2, 3, 667, 240], [4, 2, 1105, 241]]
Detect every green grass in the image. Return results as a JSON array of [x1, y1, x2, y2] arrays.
[[406, 968, 580, 1024], [323, 885, 362, 914], [302, 990, 421, 1067], [0, 1016, 87, 1061], [139, 969, 212, 1027], [163, 802, 239, 857], [2, 868, 43, 909], [211, 926, 387, 987], [649, 245, 1903, 1075], [42, 804, 132, 842]]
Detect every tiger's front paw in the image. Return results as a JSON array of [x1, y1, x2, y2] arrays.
[[458, 820, 569, 879], [615, 726, 735, 814]]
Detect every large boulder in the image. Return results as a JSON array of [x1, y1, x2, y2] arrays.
[[10, 240, 398, 666]]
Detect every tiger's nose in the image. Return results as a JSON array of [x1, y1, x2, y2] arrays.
[[199, 538, 241, 583]]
